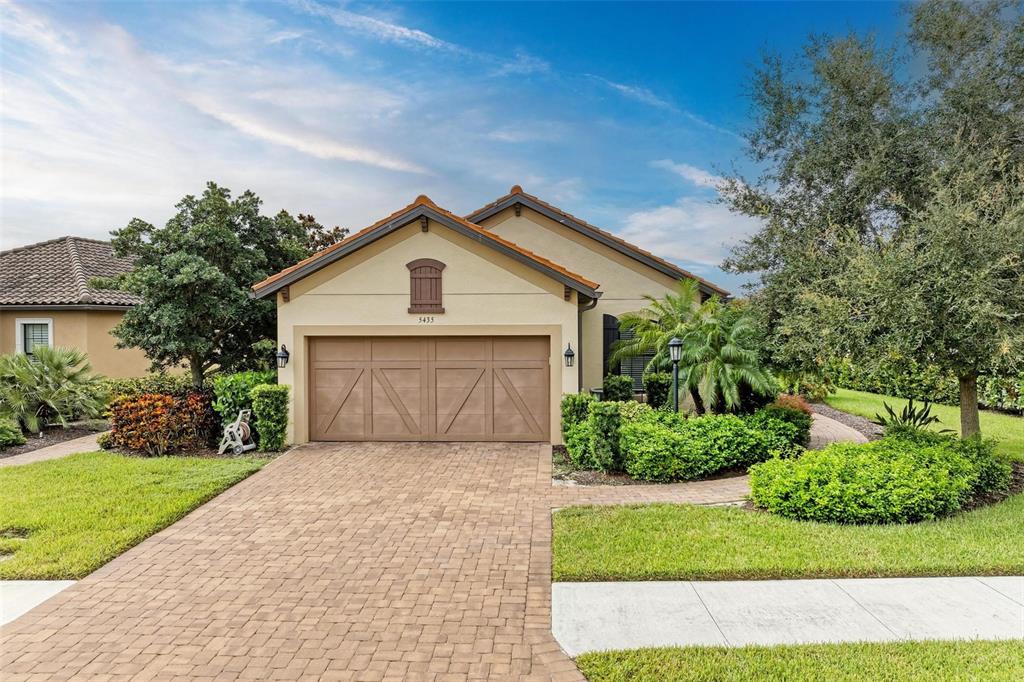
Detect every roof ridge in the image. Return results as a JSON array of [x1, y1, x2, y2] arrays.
[[0, 235, 112, 257], [64, 236, 94, 304], [252, 195, 600, 294], [465, 186, 729, 296]]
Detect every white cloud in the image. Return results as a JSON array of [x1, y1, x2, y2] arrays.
[[291, 0, 461, 52], [588, 75, 675, 110], [493, 49, 551, 77], [619, 197, 762, 267], [651, 159, 722, 189]]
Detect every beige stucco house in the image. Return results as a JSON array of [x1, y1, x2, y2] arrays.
[[0, 236, 150, 377], [253, 187, 728, 445]]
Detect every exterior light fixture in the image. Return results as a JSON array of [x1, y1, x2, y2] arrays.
[[276, 344, 290, 369], [668, 336, 682, 412], [564, 342, 575, 368]]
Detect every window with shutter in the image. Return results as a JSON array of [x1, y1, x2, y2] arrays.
[[407, 259, 445, 313]]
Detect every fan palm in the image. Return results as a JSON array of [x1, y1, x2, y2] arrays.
[[0, 347, 106, 433]]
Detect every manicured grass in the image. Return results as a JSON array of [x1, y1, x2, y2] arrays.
[[553, 495, 1024, 581], [576, 641, 1024, 682], [0, 451, 267, 579], [826, 388, 1023, 460]]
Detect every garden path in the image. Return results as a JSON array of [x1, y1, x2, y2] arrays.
[[0, 433, 102, 468]]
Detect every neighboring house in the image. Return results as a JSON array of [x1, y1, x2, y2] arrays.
[[0, 236, 149, 377], [253, 187, 728, 445]]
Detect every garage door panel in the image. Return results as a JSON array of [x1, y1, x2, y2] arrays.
[[310, 336, 548, 441], [311, 367, 366, 440]]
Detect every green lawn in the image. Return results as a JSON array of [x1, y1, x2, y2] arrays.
[[0, 451, 267, 579], [577, 641, 1024, 682], [826, 387, 1023, 460], [553, 495, 1024, 581]]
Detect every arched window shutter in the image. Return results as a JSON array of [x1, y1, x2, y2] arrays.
[[407, 259, 445, 313]]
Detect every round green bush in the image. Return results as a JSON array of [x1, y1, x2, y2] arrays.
[[602, 374, 634, 402], [0, 418, 26, 449], [749, 434, 1010, 524]]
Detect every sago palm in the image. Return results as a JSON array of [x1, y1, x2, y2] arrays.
[[679, 301, 775, 413]]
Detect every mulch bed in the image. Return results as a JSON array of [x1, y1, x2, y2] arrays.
[[811, 402, 885, 440], [0, 424, 107, 460]]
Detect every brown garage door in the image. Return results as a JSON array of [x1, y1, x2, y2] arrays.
[[309, 336, 550, 441]]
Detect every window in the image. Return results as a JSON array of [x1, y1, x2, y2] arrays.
[[407, 259, 445, 313], [602, 315, 652, 391], [15, 318, 53, 357]]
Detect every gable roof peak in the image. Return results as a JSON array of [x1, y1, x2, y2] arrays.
[[413, 194, 436, 207], [509, 184, 523, 195]]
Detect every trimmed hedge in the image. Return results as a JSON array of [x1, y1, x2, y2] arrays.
[[588, 402, 623, 472], [619, 412, 799, 482], [560, 393, 596, 439], [107, 392, 216, 456], [251, 384, 289, 452], [0, 418, 26, 449], [749, 431, 1011, 524], [212, 370, 276, 444], [643, 372, 672, 408], [602, 374, 634, 402]]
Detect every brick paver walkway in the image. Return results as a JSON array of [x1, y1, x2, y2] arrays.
[[0, 442, 747, 681]]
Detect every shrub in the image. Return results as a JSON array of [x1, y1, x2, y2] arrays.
[[561, 393, 597, 437], [212, 370, 276, 439], [602, 374, 634, 402], [749, 434, 1011, 524], [0, 418, 26, 449], [774, 393, 813, 415], [0, 347, 106, 433], [564, 421, 594, 468], [747, 411, 804, 456], [587, 401, 623, 472], [621, 414, 776, 481], [643, 372, 672, 408], [101, 373, 195, 401], [618, 400, 653, 421], [107, 392, 213, 456], [250, 384, 289, 452], [755, 401, 813, 447], [96, 431, 113, 450]]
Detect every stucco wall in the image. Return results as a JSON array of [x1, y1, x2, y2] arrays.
[[0, 308, 150, 377], [276, 219, 580, 444], [480, 207, 686, 391]]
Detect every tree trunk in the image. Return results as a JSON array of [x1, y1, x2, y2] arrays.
[[190, 360, 205, 391], [689, 388, 705, 415], [958, 373, 981, 439]]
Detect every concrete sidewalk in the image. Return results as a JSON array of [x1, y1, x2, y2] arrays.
[[0, 581, 76, 626], [553, 576, 1024, 655], [0, 433, 102, 468]]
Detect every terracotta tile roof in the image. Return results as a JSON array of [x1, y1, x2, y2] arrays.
[[0, 236, 141, 307], [252, 195, 599, 294], [466, 185, 730, 296]]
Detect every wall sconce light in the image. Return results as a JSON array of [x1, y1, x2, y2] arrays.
[[276, 344, 290, 369], [564, 342, 575, 368]]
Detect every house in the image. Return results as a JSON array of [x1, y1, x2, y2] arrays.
[[253, 187, 728, 445], [0, 236, 150, 377]]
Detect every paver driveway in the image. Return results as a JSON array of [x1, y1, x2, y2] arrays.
[[0, 442, 748, 680]]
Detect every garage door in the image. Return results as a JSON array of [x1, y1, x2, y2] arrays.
[[309, 336, 550, 441]]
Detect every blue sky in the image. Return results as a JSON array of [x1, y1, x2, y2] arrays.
[[0, 1, 905, 290]]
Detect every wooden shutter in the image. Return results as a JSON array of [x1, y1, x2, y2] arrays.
[[407, 259, 445, 313]]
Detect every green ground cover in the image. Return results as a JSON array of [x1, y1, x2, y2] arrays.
[[0, 451, 267, 579]]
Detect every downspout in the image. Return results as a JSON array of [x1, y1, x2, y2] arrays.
[[577, 293, 600, 393]]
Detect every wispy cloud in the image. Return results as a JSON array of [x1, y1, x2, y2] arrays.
[[588, 75, 675, 110], [290, 0, 462, 52], [493, 49, 551, 77], [651, 159, 722, 189]]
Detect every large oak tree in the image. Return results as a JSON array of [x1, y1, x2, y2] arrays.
[[722, 0, 1024, 437]]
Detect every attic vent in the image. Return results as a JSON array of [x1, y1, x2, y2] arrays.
[[407, 258, 445, 314]]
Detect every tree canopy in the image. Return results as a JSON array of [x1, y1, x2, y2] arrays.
[[722, 0, 1024, 437], [97, 182, 346, 388]]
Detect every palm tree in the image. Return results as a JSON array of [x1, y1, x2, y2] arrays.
[[0, 347, 106, 433], [609, 281, 774, 414], [609, 279, 709, 412], [678, 300, 775, 413]]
